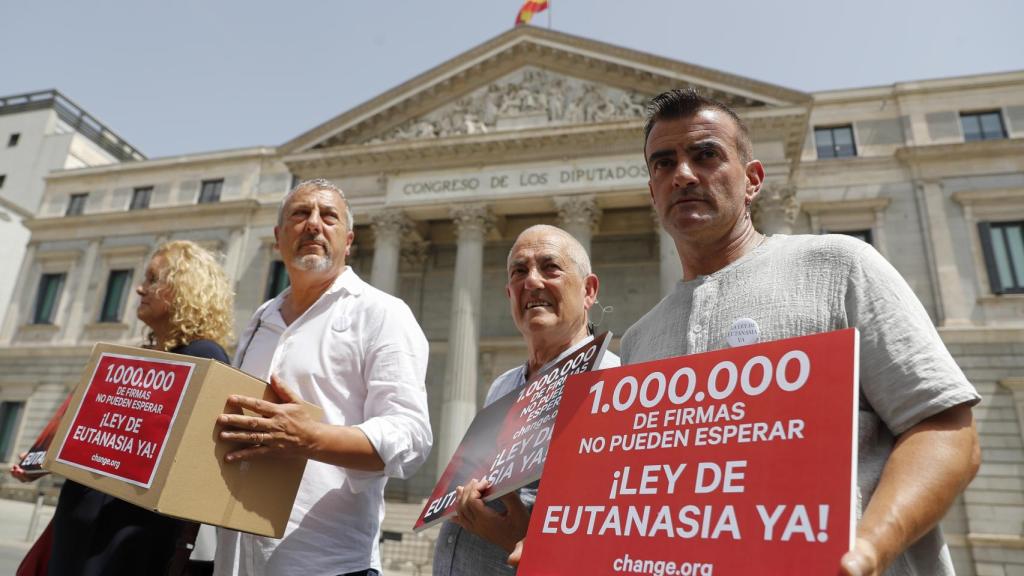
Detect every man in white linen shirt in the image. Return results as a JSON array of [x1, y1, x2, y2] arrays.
[[214, 178, 431, 576]]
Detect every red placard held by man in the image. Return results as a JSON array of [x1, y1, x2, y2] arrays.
[[518, 328, 859, 575], [414, 332, 611, 531], [55, 352, 196, 488]]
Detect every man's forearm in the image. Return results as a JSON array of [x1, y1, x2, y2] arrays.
[[308, 424, 386, 471], [856, 403, 980, 570]]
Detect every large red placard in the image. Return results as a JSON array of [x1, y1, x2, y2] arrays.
[[56, 352, 195, 488], [519, 329, 859, 575]]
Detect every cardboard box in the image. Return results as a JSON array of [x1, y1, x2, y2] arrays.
[[44, 342, 323, 538]]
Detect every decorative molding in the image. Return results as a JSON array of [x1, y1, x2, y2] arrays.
[[752, 182, 799, 234], [25, 199, 263, 242], [896, 137, 1024, 164], [801, 197, 892, 256], [400, 239, 431, 271], [450, 204, 495, 241], [34, 249, 82, 263], [800, 198, 892, 215], [281, 26, 807, 155], [363, 68, 650, 145], [967, 532, 1024, 549], [99, 245, 151, 259], [952, 187, 1024, 299], [370, 209, 413, 239], [554, 194, 602, 233], [952, 187, 1024, 221]]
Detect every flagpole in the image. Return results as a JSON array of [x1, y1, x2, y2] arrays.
[[548, 0, 552, 29]]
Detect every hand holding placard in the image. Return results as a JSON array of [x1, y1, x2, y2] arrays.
[[451, 478, 530, 553]]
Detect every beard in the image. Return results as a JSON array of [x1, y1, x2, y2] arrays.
[[293, 253, 333, 272], [291, 234, 333, 272]]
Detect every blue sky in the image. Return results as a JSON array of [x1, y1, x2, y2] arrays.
[[2, 0, 1020, 158]]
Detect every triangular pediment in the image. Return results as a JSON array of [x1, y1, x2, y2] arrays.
[[362, 67, 651, 144], [281, 27, 811, 154]]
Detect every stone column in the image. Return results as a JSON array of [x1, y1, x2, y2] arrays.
[[914, 180, 970, 326], [223, 227, 248, 284], [753, 182, 800, 235], [554, 194, 601, 254], [437, 204, 493, 476], [62, 240, 101, 343], [370, 209, 411, 296], [652, 210, 684, 297]]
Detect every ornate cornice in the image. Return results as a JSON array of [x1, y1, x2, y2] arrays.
[[895, 138, 1024, 164], [284, 121, 644, 176], [800, 198, 892, 215], [25, 199, 263, 241]]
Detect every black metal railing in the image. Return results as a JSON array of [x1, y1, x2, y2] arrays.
[[0, 89, 146, 162]]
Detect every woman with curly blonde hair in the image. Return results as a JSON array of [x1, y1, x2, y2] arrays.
[[45, 240, 234, 576], [139, 240, 234, 352]]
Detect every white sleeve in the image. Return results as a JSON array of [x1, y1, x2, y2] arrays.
[[352, 300, 433, 481]]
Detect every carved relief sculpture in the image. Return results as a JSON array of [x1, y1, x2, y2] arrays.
[[366, 67, 651, 144]]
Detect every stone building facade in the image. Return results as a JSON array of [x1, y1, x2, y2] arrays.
[[1, 28, 1022, 573], [0, 90, 144, 332]]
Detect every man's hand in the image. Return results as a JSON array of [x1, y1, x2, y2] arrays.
[[451, 478, 530, 553], [507, 538, 524, 567], [218, 375, 321, 462], [840, 538, 881, 576], [9, 452, 41, 483]]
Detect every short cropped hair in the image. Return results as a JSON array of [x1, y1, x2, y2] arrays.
[[278, 178, 354, 230], [148, 240, 235, 351], [507, 224, 592, 279], [643, 88, 753, 163]]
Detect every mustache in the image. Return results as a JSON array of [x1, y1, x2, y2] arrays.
[[296, 233, 329, 251], [670, 188, 708, 203]]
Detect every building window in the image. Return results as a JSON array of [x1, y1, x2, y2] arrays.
[[66, 193, 88, 216], [814, 125, 857, 159], [33, 273, 66, 324], [266, 260, 290, 299], [830, 229, 874, 245], [0, 174, 5, 188], [980, 221, 1024, 294], [99, 269, 133, 322], [130, 186, 153, 210], [7, 133, 19, 147], [960, 111, 1007, 142], [0, 401, 25, 461], [198, 179, 223, 204]]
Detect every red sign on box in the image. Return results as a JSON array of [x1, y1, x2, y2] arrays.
[[56, 352, 195, 488], [518, 329, 859, 576]]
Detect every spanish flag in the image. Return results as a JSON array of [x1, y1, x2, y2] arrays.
[[515, 0, 549, 26]]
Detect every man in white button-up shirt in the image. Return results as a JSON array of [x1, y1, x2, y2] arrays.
[[214, 179, 432, 576]]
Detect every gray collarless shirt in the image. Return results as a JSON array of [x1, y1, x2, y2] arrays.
[[621, 234, 980, 576]]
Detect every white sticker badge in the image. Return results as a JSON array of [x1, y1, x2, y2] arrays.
[[726, 318, 760, 347]]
